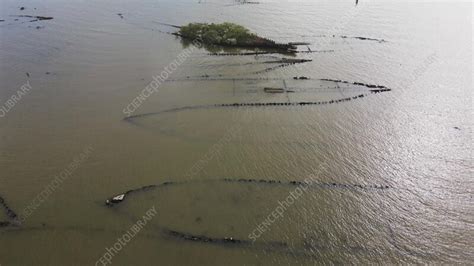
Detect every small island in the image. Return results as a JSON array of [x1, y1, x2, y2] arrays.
[[175, 22, 297, 51]]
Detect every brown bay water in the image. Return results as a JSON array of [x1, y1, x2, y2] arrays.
[[0, 0, 472, 265]]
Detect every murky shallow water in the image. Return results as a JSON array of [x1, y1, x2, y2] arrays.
[[0, 0, 472, 265]]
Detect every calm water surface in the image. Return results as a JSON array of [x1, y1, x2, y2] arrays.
[[0, 0, 472, 265]]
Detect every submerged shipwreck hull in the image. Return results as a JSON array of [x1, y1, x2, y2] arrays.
[[104, 178, 391, 208], [100, 177, 393, 257], [174, 22, 299, 51], [0, 195, 18, 228], [174, 32, 297, 51]]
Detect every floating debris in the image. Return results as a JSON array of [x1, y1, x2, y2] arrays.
[[105, 194, 126, 206], [264, 87, 294, 93], [117, 13, 124, 19], [264, 87, 285, 93]]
